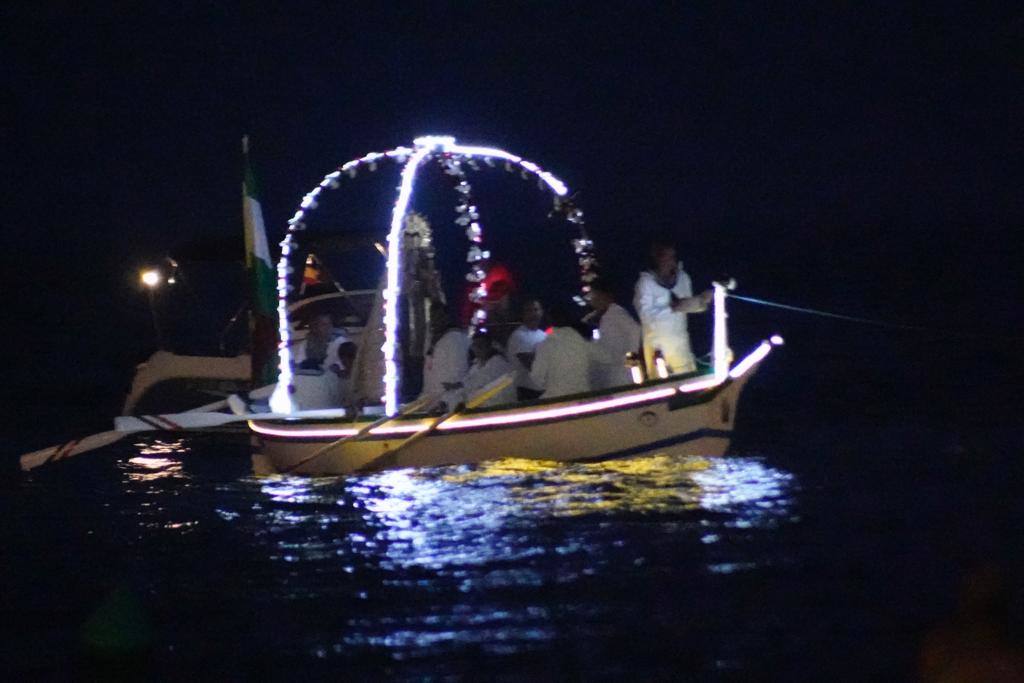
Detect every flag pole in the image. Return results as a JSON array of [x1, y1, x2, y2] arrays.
[[242, 135, 257, 384], [242, 134, 278, 387], [242, 135, 253, 376]]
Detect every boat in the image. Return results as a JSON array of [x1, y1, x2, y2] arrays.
[[249, 135, 783, 475]]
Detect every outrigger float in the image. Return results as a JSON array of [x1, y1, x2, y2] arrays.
[[250, 135, 783, 475]]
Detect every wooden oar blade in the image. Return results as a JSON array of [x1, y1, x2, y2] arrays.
[[20, 430, 126, 472], [22, 411, 254, 473], [18, 392, 287, 472]]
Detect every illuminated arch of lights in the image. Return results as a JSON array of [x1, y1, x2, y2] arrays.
[[270, 136, 597, 416]]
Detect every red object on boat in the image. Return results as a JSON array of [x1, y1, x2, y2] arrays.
[[460, 263, 517, 325]]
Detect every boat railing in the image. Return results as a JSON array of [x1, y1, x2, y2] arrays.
[[710, 279, 735, 381]]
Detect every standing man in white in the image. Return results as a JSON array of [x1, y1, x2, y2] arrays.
[[506, 299, 547, 401], [633, 237, 713, 376], [585, 279, 641, 389]]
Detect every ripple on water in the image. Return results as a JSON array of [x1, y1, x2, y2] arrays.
[[9, 437, 800, 677]]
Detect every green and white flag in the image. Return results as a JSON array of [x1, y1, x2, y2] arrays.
[[242, 135, 278, 385]]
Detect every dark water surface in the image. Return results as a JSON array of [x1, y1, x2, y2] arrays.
[[4, 357, 1023, 680]]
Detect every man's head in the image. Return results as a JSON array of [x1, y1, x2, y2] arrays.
[[649, 236, 678, 276], [470, 331, 495, 362], [587, 279, 615, 314], [521, 299, 544, 330], [337, 341, 357, 370], [546, 302, 577, 329]]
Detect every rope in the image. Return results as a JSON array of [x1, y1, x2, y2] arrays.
[[726, 294, 931, 332], [726, 293, 1023, 342]]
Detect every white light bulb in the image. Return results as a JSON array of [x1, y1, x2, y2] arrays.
[[140, 269, 162, 287]]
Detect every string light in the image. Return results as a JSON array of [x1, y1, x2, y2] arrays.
[[249, 337, 779, 439], [381, 145, 433, 415], [271, 146, 407, 414], [442, 156, 490, 333], [270, 136, 594, 416], [728, 341, 773, 379], [712, 282, 730, 380]]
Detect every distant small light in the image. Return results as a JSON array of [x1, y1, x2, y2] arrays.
[[140, 269, 162, 288], [770, 334, 784, 346], [166, 276, 176, 285], [374, 242, 386, 257]]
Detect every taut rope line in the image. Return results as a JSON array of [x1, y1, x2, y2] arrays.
[[727, 293, 1023, 342]]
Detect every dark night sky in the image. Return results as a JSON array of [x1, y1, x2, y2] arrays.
[[2, 3, 1022, 423]]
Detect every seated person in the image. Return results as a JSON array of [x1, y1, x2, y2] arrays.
[[327, 341, 359, 411], [584, 278, 642, 389], [449, 331, 516, 408], [419, 304, 470, 411], [296, 313, 343, 371], [507, 298, 547, 401], [291, 316, 351, 410], [530, 303, 600, 399]]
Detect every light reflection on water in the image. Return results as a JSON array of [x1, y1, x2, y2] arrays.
[[121, 438, 190, 482], [242, 453, 797, 663], [117, 440, 201, 531], [12, 401, 1012, 678], [12, 436, 802, 675]]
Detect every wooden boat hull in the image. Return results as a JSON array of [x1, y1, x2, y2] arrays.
[[253, 370, 756, 476]]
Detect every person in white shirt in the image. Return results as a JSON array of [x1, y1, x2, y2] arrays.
[[506, 298, 547, 401], [633, 237, 712, 377], [327, 341, 359, 411], [290, 313, 349, 409], [449, 331, 516, 407], [296, 313, 344, 370], [585, 279, 641, 389], [419, 305, 470, 411], [530, 305, 599, 399]]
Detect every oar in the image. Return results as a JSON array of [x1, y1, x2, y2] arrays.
[[278, 392, 440, 475], [19, 381, 284, 472], [114, 412, 249, 432], [355, 373, 514, 474], [18, 407, 315, 472], [20, 430, 129, 472], [19, 413, 250, 472]]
